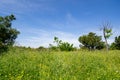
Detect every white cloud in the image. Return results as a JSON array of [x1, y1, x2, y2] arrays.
[[16, 28, 80, 48]]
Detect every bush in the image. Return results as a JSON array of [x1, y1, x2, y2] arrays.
[[59, 42, 74, 51], [37, 46, 47, 51], [50, 37, 75, 51]]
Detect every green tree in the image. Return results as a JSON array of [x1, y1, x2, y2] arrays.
[[100, 22, 113, 51], [110, 36, 120, 50], [0, 14, 20, 53], [78, 32, 105, 50], [53, 37, 74, 51]]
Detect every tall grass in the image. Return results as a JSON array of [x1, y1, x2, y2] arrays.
[[0, 47, 120, 80]]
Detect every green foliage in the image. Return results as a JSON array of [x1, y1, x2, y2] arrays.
[[53, 37, 75, 51], [110, 36, 120, 50], [59, 42, 74, 51], [96, 42, 105, 50], [38, 46, 46, 50], [0, 48, 120, 80], [78, 32, 105, 50], [49, 44, 59, 51], [0, 15, 20, 53], [104, 27, 113, 39], [37, 46, 47, 51], [110, 43, 116, 50]]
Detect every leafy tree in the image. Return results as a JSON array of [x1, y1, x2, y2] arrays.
[[78, 32, 105, 50], [110, 36, 120, 50], [100, 22, 113, 51], [0, 14, 20, 53], [53, 37, 74, 51]]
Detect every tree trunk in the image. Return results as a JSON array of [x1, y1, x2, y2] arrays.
[[105, 37, 108, 52], [103, 28, 109, 52]]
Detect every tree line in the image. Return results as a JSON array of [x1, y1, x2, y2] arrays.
[[0, 14, 120, 53]]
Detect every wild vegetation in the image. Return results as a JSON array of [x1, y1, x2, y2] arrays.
[[110, 36, 120, 50], [0, 14, 120, 79], [0, 47, 120, 80], [49, 37, 75, 51]]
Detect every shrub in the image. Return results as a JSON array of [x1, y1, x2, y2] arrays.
[[50, 37, 75, 51]]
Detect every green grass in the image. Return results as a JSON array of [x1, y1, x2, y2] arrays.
[[0, 48, 120, 80]]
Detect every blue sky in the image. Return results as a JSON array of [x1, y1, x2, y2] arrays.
[[0, 0, 120, 48]]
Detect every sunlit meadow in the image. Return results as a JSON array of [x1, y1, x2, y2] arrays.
[[0, 47, 120, 80]]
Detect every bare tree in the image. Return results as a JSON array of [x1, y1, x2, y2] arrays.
[[100, 22, 113, 51]]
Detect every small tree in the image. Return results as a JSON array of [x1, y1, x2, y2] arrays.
[[110, 36, 120, 50], [53, 37, 74, 51], [78, 32, 105, 50], [100, 22, 112, 51], [0, 14, 20, 53]]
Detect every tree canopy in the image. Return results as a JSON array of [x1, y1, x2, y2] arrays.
[[0, 14, 20, 52], [110, 36, 120, 50], [78, 32, 105, 50]]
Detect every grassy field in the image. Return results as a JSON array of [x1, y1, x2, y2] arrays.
[[0, 48, 120, 80]]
